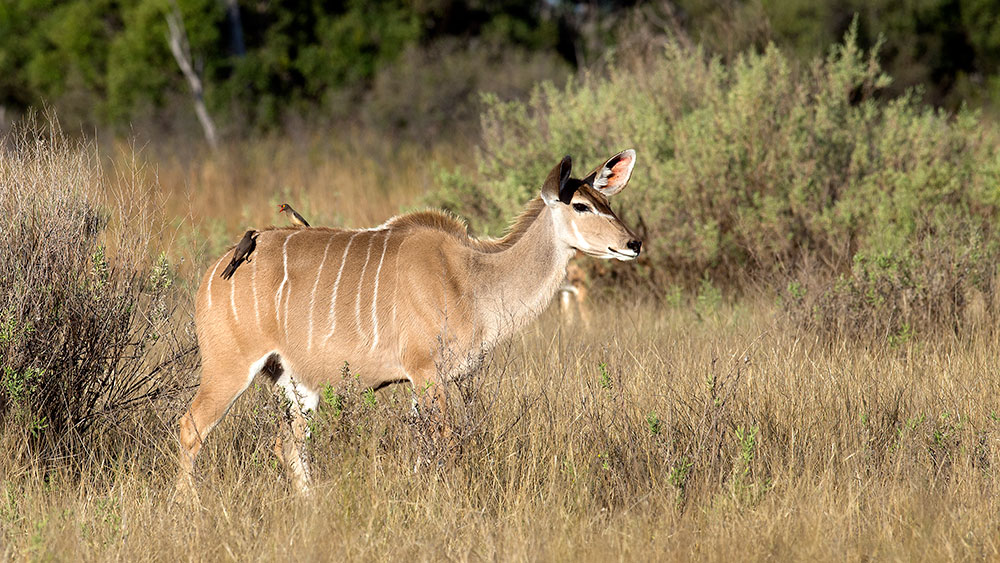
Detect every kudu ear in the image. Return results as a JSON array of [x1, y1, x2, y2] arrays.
[[541, 155, 574, 206], [585, 149, 636, 196]]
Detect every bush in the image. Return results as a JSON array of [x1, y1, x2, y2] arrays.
[[0, 115, 195, 458], [433, 23, 1000, 283], [783, 230, 998, 341], [430, 23, 1000, 335]]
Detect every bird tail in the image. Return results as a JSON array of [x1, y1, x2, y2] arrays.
[[220, 262, 237, 280]]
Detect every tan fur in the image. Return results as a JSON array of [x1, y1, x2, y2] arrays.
[[383, 198, 547, 254], [176, 151, 642, 499], [560, 257, 591, 328]]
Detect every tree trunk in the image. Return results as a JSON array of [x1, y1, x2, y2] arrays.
[[223, 0, 246, 56], [166, 7, 219, 150]]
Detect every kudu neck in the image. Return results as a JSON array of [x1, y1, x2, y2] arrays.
[[476, 201, 576, 337]]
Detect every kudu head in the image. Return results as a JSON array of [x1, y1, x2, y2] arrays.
[[540, 150, 642, 260]]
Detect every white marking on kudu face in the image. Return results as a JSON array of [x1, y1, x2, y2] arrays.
[[370, 231, 391, 351], [326, 231, 360, 343], [570, 220, 587, 250]]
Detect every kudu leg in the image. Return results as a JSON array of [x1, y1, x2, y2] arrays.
[[272, 388, 313, 495], [422, 382, 452, 440], [176, 363, 253, 502], [408, 362, 456, 457], [575, 292, 591, 329], [559, 288, 573, 321]]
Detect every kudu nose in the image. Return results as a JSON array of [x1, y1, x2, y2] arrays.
[[627, 240, 642, 254]]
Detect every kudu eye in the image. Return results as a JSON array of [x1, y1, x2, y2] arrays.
[[572, 203, 592, 214]]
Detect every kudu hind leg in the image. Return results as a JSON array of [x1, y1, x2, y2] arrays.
[[272, 390, 314, 495], [272, 370, 318, 495], [176, 357, 258, 499], [575, 284, 591, 328]]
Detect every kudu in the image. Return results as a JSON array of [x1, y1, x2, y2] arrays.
[[559, 256, 591, 327], [176, 150, 642, 498]]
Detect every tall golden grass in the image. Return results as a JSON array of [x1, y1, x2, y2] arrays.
[[3, 119, 1000, 561], [0, 115, 195, 456], [3, 302, 1000, 560]]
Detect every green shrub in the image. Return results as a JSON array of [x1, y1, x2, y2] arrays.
[[430, 23, 1000, 300], [0, 115, 195, 457], [786, 229, 998, 341]]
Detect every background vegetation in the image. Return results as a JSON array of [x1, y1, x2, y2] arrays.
[[4, 0, 1000, 137], [434, 23, 1000, 341], [4, 1, 1000, 560]]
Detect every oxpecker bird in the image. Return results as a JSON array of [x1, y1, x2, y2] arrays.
[[220, 230, 259, 280], [278, 203, 310, 227]]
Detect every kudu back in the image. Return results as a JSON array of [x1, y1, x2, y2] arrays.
[[176, 150, 642, 498]]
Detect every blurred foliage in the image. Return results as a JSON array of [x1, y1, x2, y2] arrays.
[[6, 0, 1000, 138], [0, 0, 603, 135], [664, 0, 1000, 112], [5, 2, 1000, 337]]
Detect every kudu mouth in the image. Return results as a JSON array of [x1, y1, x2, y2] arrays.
[[607, 247, 640, 261], [605, 238, 642, 261], [578, 243, 640, 261]]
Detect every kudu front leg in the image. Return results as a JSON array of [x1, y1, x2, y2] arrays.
[[409, 363, 456, 452]]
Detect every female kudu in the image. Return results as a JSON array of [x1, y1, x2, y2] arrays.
[[176, 150, 642, 498]]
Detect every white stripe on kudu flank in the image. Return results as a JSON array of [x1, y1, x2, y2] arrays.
[[275, 231, 301, 337], [355, 233, 376, 338], [252, 255, 260, 329], [207, 256, 225, 308], [230, 270, 239, 322], [369, 231, 391, 351], [325, 231, 360, 342], [391, 251, 400, 337], [307, 233, 336, 350], [284, 231, 305, 337]]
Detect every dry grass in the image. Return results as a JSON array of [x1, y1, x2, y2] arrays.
[[3, 301, 1000, 561], [4, 118, 1000, 561], [0, 115, 195, 457], [129, 128, 471, 274]]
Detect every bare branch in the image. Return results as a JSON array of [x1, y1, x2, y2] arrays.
[[165, 6, 219, 150]]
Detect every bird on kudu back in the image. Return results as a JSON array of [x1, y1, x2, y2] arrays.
[[278, 203, 310, 227], [220, 230, 259, 280]]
